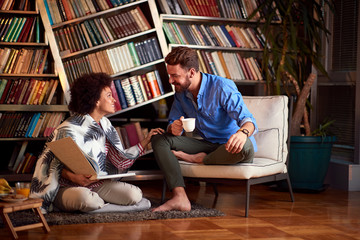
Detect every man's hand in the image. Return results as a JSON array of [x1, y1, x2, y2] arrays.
[[225, 131, 247, 154], [168, 116, 184, 136]]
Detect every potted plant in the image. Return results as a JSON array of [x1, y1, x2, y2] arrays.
[[253, 0, 336, 191]]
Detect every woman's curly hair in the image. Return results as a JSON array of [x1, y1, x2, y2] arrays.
[[68, 73, 112, 114]]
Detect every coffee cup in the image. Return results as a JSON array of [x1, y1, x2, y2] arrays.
[[181, 118, 196, 132]]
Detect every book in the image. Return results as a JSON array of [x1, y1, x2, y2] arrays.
[[145, 71, 161, 98], [47, 137, 136, 180], [128, 76, 145, 104], [124, 123, 140, 147], [120, 78, 136, 107], [110, 80, 121, 111], [113, 79, 128, 109]]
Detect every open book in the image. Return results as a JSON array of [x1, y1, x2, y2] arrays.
[[46, 137, 135, 180]]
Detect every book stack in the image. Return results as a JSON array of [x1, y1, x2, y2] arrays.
[[113, 69, 164, 110], [63, 37, 163, 84], [163, 22, 266, 50], [195, 50, 265, 81], [43, 0, 138, 25], [158, 0, 281, 21], [0, 111, 66, 138], [54, 6, 151, 55], [114, 121, 150, 150], [0, 0, 31, 11], [0, 16, 41, 43], [0, 48, 49, 74], [0, 79, 59, 105]]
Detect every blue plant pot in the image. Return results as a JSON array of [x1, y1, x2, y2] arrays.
[[289, 136, 337, 191]]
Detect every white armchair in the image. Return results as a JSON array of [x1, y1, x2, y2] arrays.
[[161, 95, 294, 217]]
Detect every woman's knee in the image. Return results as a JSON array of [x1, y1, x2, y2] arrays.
[[121, 183, 143, 205], [55, 187, 105, 212]]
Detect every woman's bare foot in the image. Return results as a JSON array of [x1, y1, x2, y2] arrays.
[[172, 150, 206, 164], [152, 187, 191, 212]]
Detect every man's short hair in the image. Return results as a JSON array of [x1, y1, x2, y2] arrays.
[[165, 46, 199, 72]]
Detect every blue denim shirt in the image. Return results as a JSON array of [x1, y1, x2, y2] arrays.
[[168, 72, 258, 151]]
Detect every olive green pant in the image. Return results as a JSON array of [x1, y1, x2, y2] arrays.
[[151, 133, 254, 190]]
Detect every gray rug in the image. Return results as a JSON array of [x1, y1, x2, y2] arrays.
[[0, 199, 224, 226]]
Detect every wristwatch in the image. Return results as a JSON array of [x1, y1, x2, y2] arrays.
[[238, 129, 249, 137]]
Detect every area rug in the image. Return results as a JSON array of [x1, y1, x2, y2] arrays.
[[0, 198, 224, 227]]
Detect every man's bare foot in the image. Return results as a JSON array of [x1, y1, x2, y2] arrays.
[[152, 187, 191, 212], [172, 150, 206, 164]]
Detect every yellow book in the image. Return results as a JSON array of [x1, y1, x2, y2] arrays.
[[26, 80, 39, 105]]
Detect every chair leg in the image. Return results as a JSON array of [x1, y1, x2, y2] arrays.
[[245, 180, 250, 218], [161, 178, 167, 204], [210, 183, 219, 197], [286, 174, 295, 202]]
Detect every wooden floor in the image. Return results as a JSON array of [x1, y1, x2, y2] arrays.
[[1, 179, 360, 240]]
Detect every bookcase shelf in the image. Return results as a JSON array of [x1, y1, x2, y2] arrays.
[[0, 73, 58, 78], [0, 42, 48, 47], [0, 10, 38, 15], [51, 0, 149, 29], [60, 28, 157, 60], [168, 43, 263, 52], [0, 104, 68, 111]]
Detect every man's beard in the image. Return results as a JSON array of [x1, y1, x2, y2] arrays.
[[174, 77, 191, 93]]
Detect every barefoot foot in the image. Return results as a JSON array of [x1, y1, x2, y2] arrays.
[[171, 150, 206, 164], [152, 187, 191, 212]]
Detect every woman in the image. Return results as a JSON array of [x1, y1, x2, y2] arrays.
[[30, 73, 163, 213]]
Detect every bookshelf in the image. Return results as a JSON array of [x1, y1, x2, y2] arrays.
[[36, 0, 173, 107], [0, 1, 69, 182], [33, 0, 174, 180], [156, 0, 281, 95]]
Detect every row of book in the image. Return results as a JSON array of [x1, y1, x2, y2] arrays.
[[114, 121, 151, 151], [44, 0, 137, 25], [0, 0, 31, 11], [0, 79, 59, 105], [196, 50, 264, 81], [0, 48, 49, 74], [13, 152, 37, 174], [0, 111, 66, 138], [111, 70, 165, 111], [54, 7, 151, 55], [163, 22, 266, 49], [0, 16, 41, 43], [158, 0, 281, 21], [63, 37, 162, 84]]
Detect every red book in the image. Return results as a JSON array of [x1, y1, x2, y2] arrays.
[[110, 81, 121, 111], [0, 80, 12, 103], [6, 79, 19, 104], [11, 79, 25, 104], [145, 71, 161, 98], [124, 123, 140, 147], [17, 17, 33, 42], [236, 53, 250, 80], [140, 74, 153, 100], [61, 0, 73, 20], [21, 79, 37, 104]]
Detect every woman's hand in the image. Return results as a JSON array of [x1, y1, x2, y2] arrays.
[[61, 168, 98, 187], [141, 128, 164, 148]]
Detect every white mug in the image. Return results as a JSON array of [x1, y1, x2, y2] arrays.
[[181, 118, 196, 132]]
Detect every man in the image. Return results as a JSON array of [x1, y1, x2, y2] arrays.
[[151, 47, 258, 212]]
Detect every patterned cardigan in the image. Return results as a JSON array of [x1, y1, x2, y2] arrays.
[[30, 114, 143, 212]]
